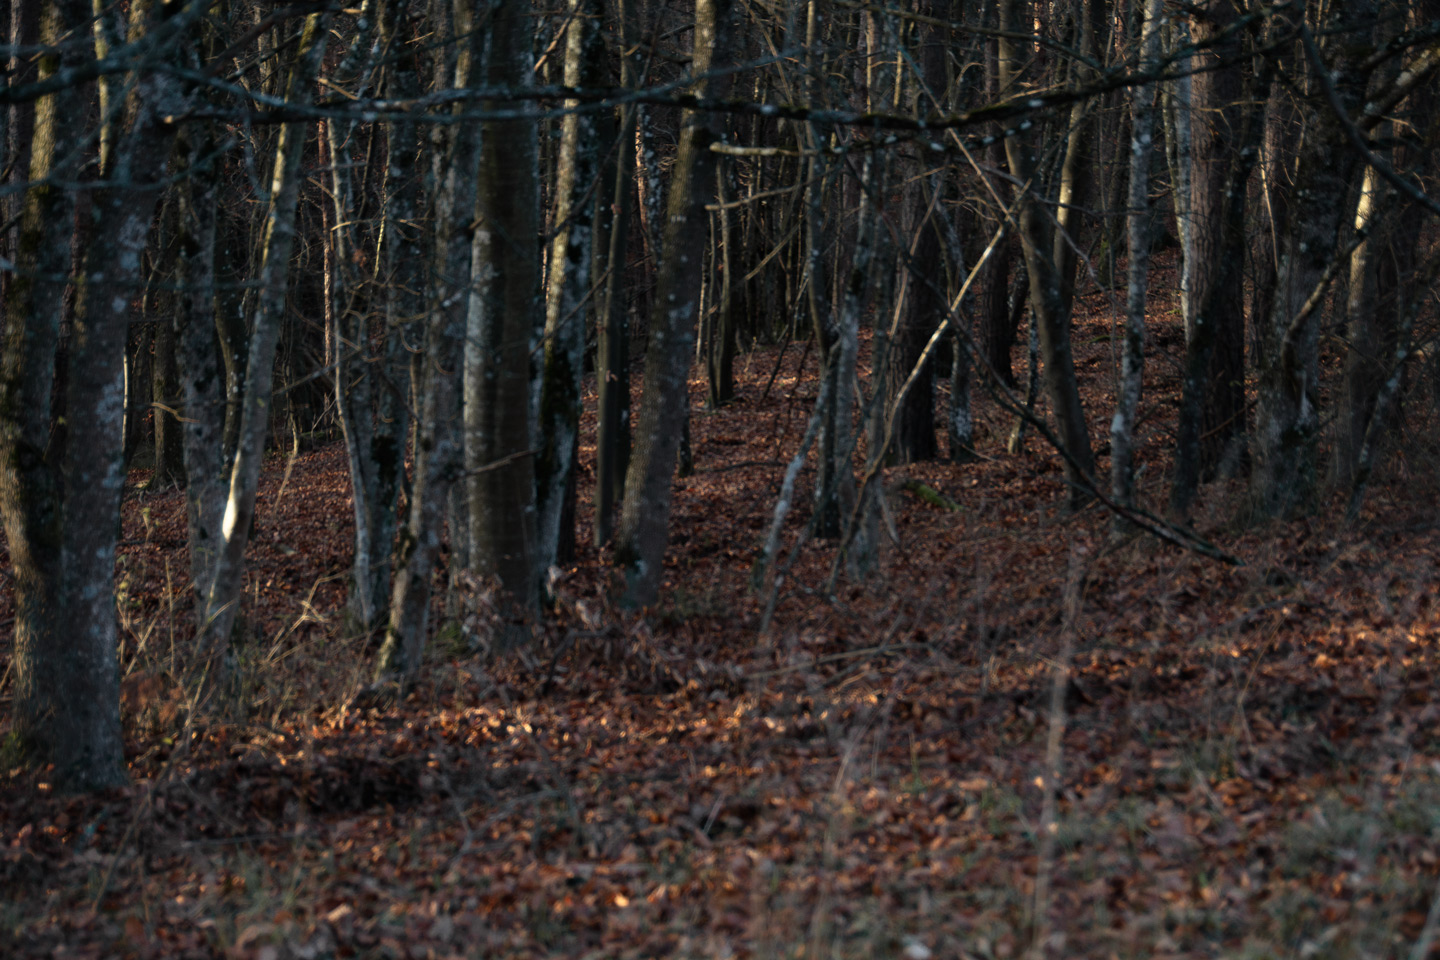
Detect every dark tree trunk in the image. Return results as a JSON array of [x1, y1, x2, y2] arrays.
[[0, 0, 199, 789], [1169, 3, 1263, 519], [615, 0, 734, 606], [465, 0, 542, 615], [1249, 12, 1372, 520], [379, 0, 484, 679], [998, 0, 1096, 509]]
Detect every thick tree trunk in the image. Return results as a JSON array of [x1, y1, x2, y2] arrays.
[[615, 0, 734, 606], [1167, 3, 1261, 518], [0, 0, 198, 789], [465, 0, 542, 615], [1191, 8, 1248, 481]]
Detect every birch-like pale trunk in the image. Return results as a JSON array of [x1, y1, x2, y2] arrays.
[[536, 0, 604, 578], [615, 0, 734, 606], [1109, 0, 1163, 518], [195, 12, 331, 672], [0, 0, 199, 788], [1165, 20, 1196, 337]]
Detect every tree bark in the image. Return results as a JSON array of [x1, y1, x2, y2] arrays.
[[0, 0, 199, 789], [1109, 0, 1162, 519], [615, 0, 734, 606], [593, 0, 643, 548], [465, 0, 542, 615], [1249, 12, 1372, 520], [333, 0, 414, 634], [537, 0, 604, 579], [195, 11, 331, 674], [376, 0, 484, 680], [997, 0, 1096, 509]]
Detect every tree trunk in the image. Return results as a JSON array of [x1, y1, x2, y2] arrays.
[[594, 0, 642, 548], [465, 0, 542, 616], [1249, 13, 1372, 520], [335, 0, 416, 633], [1164, 19, 1196, 337], [0, 0, 199, 789], [1168, 47, 1265, 519], [378, 0, 484, 680], [998, 0, 1095, 509], [887, 169, 942, 465], [615, 0, 734, 606], [175, 122, 228, 618], [537, 0, 604, 579], [151, 294, 187, 489], [195, 12, 331, 672], [1109, 0, 1162, 519], [706, 159, 737, 408]]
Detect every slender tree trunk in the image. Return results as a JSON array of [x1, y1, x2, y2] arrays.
[[615, 0, 734, 606], [175, 123, 228, 616], [1165, 19, 1196, 337], [335, 0, 415, 634], [706, 159, 737, 408], [195, 12, 331, 673], [378, 0, 484, 680], [887, 168, 942, 465], [1250, 13, 1372, 520], [594, 0, 642, 548], [1110, 0, 1162, 520], [537, 0, 604, 578], [998, 0, 1095, 508], [151, 212, 187, 491]]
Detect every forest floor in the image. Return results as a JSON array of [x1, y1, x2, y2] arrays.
[[6, 257, 1440, 959]]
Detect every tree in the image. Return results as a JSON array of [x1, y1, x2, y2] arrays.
[[192, 10, 331, 676], [537, 0, 606, 577], [997, 0, 1096, 510], [331, 0, 417, 636], [1169, 0, 1262, 519], [0, 0, 203, 788], [1110, 0, 1163, 519], [615, 0, 734, 606], [378, 0, 486, 680], [465, 0, 542, 616]]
